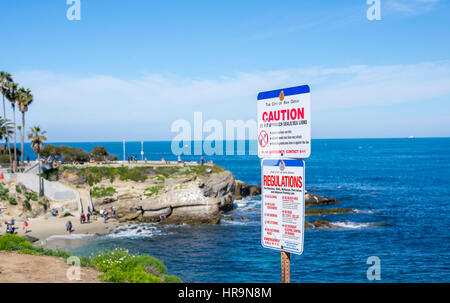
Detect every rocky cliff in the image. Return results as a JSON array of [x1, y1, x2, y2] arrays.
[[42, 163, 340, 225], [47, 164, 236, 224]]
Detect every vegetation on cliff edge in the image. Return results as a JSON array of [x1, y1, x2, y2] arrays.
[[42, 164, 226, 185], [0, 234, 182, 283]]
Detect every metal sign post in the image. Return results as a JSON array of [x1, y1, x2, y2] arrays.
[[258, 84, 311, 284], [281, 248, 291, 283]]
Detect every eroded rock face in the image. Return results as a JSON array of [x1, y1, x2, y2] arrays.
[[92, 194, 118, 207], [201, 171, 236, 211], [60, 170, 86, 186], [111, 169, 236, 225], [234, 180, 261, 200], [305, 191, 339, 206], [311, 219, 336, 229]]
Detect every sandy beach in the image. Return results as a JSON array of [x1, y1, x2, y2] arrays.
[[0, 214, 120, 246]]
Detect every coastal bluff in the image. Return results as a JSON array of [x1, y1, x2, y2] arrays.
[[37, 162, 339, 225]]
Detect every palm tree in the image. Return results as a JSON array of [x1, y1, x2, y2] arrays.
[[18, 87, 33, 166], [0, 71, 12, 118], [6, 81, 19, 171], [0, 72, 13, 167], [0, 118, 14, 168], [28, 126, 47, 197]]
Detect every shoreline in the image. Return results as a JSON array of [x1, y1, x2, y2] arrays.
[[1, 215, 121, 247]]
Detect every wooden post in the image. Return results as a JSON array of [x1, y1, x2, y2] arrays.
[[281, 246, 291, 283]]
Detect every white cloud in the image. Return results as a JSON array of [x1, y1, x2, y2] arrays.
[[386, 0, 440, 15], [10, 60, 450, 140]]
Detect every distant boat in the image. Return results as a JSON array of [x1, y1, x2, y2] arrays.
[[408, 136, 415, 139]]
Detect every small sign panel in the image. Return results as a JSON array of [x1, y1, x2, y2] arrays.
[[261, 159, 305, 255], [257, 85, 311, 159]]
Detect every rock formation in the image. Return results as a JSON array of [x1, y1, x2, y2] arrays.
[[34, 163, 341, 225]]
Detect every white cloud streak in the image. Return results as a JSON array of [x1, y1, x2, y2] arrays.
[[11, 60, 450, 140], [386, 0, 440, 15]]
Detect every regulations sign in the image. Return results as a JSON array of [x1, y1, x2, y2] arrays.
[[257, 85, 311, 159], [261, 159, 305, 255]]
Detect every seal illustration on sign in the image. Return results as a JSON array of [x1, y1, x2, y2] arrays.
[[279, 160, 285, 171], [279, 90, 284, 101]]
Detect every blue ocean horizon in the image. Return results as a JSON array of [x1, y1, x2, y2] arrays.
[[37, 138, 450, 282]]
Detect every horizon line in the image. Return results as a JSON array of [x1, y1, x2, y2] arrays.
[[28, 136, 450, 144]]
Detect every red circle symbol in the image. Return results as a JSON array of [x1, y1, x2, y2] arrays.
[[258, 130, 269, 148]]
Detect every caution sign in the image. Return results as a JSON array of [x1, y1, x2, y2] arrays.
[[261, 159, 305, 255], [257, 85, 311, 159]]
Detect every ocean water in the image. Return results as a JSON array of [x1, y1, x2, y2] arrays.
[[39, 138, 450, 282]]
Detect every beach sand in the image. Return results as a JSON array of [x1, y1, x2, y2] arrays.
[[1, 215, 120, 245], [0, 251, 102, 283]]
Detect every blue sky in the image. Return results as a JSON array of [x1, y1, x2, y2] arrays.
[[1, 0, 449, 141]]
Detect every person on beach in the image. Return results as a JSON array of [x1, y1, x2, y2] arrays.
[[66, 221, 72, 234], [145, 156, 147, 163], [6, 223, 14, 234], [86, 212, 90, 223], [200, 156, 205, 166], [111, 207, 115, 216]]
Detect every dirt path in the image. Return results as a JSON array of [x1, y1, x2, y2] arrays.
[[0, 251, 102, 283]]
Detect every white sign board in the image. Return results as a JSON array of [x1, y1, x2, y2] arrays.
[[261, 159, 305, 255], [257, 85, 311, 159]]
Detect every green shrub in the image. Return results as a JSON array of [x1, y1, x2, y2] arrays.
[[15, 185, 22, 194], [24, 191, 38, 201], [90, 146, 109, 161], [40, 144, 90, 163], [164, 274, 183, 283], [8, 196, 17, 205], [0, 234, 33, 251], [144, 186, 164, 197], [90, 248, 179, 283], [0, 154, 10, 163], [0, 183, 9, 199], [91, 186, 116, 198], [23, 200, 31, 210], [41, 168, 59, 181]]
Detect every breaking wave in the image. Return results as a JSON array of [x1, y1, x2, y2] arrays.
[[44, 233, 95, 241], [331, 221, 373, 229], [104, 223, 173, 239]]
